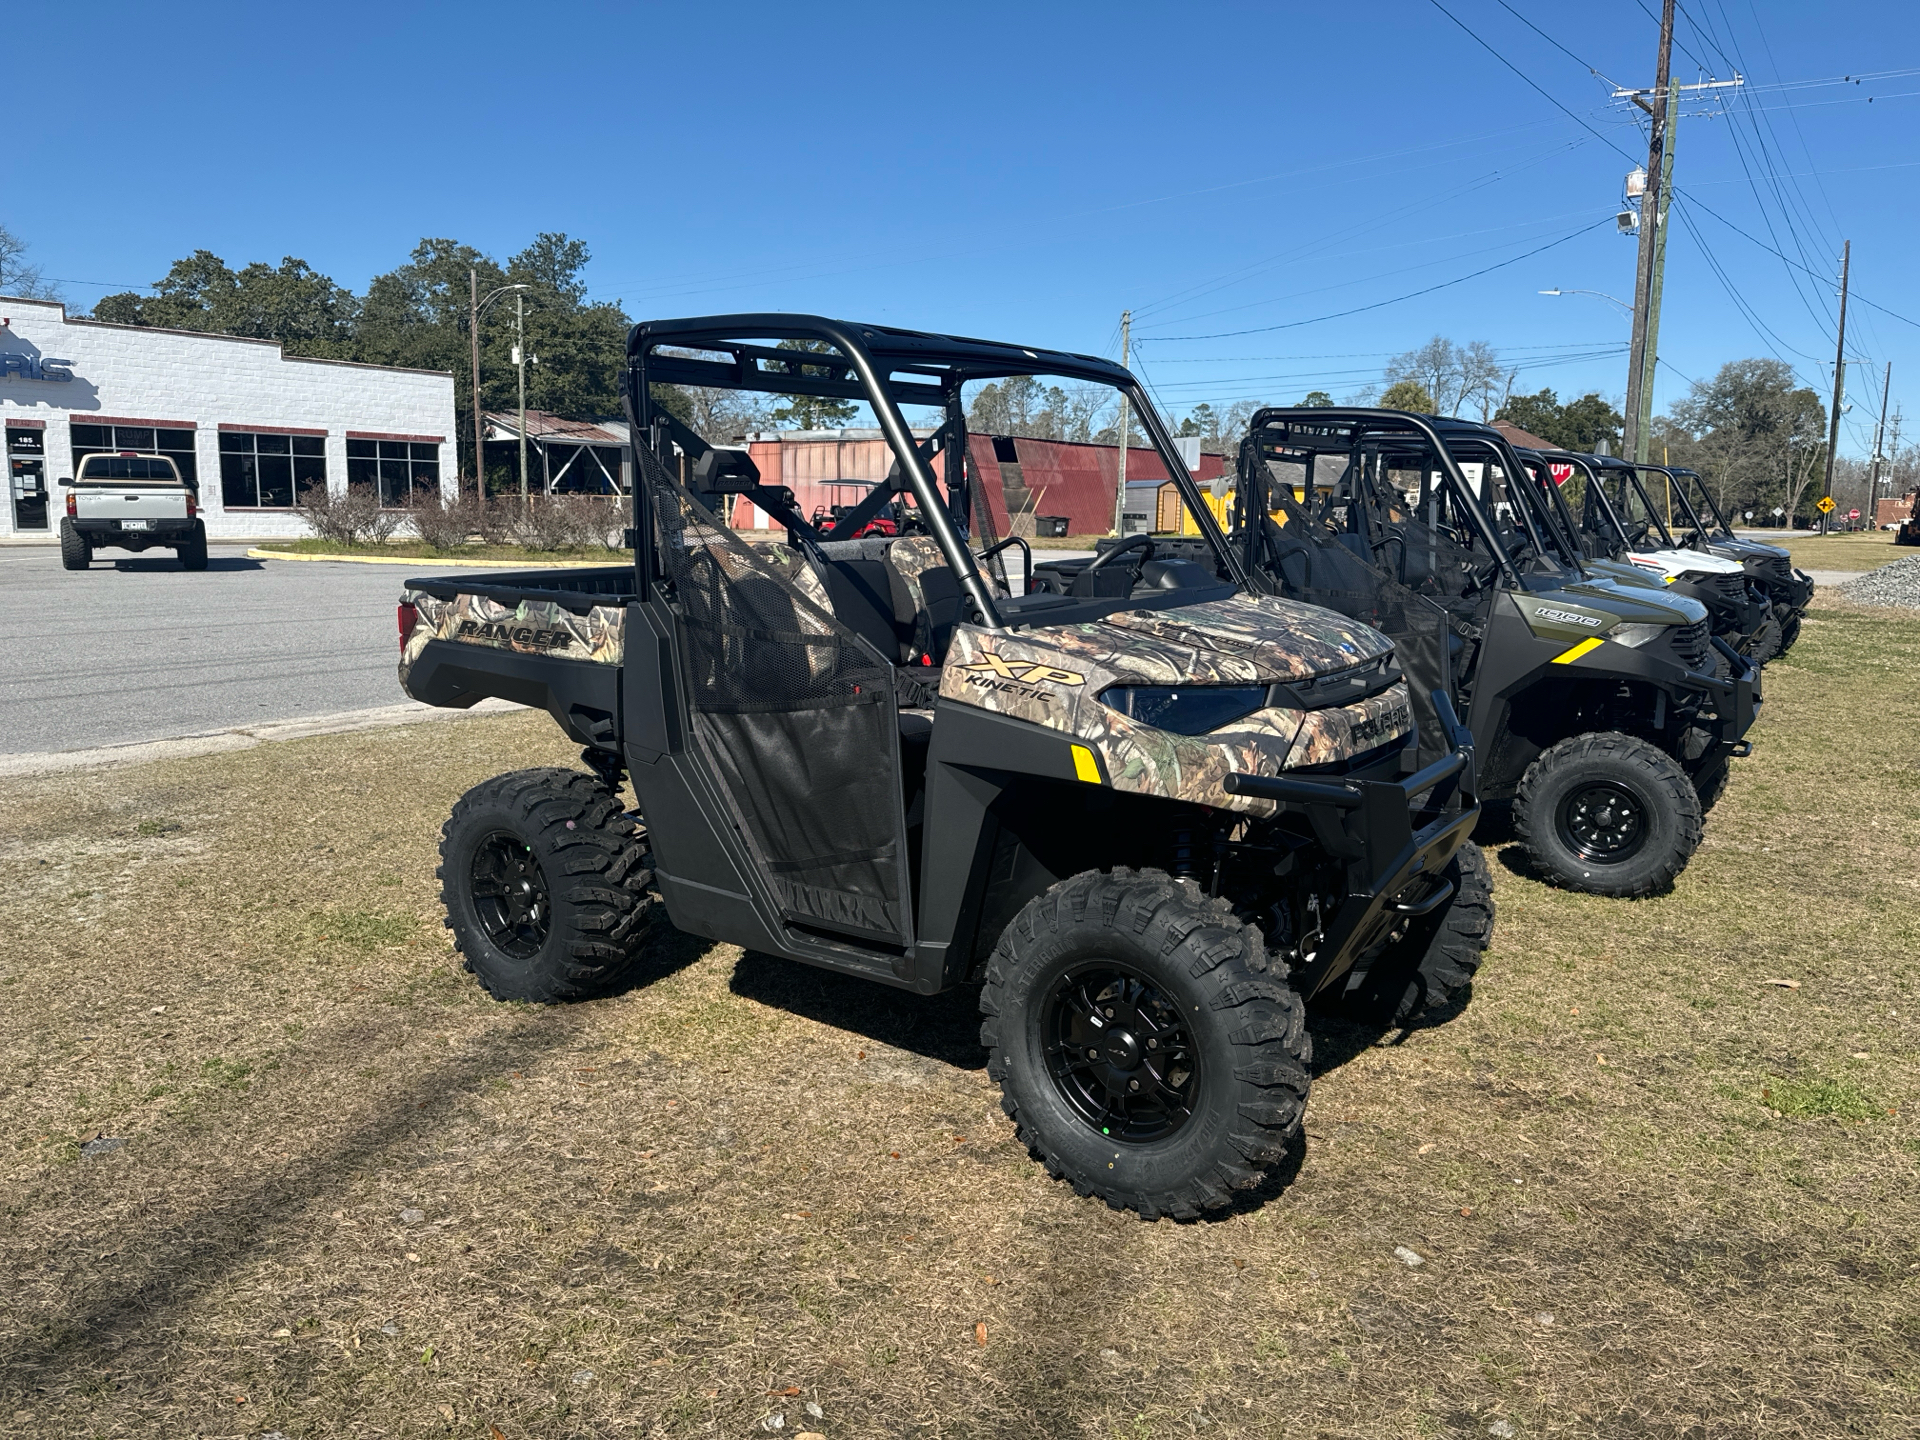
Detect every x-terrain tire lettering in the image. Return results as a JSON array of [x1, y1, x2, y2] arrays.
[[439, 768, 661, 1002], [980, 869, 1311, 1221]]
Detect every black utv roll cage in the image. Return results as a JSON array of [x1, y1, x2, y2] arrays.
[[1231, 407, 1588, 593], [623, 315, 1250, 625]]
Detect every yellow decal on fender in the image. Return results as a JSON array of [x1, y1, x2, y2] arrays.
[[959, 652, 1086, 686], [1071, 744, 1102, 784], [1551, 637, 1606, 665]]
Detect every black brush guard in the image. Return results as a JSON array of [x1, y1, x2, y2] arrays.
[[1223, 692, 1480, 1001]]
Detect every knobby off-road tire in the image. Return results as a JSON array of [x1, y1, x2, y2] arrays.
[[1690, 750, 1732, 813], [1514, 732, 1703, 897], [980, 869, 1311, 1221], [1335, 841, 1494, 1026], [59, 520, 90, 571], [439, 767, 661, 1003], [178, 522, 208, 571], [1776, 610, 1802, 654]]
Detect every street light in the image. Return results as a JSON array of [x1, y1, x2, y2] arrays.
[[1539, 287, 1633, 318], [469, 276, 534, 503]]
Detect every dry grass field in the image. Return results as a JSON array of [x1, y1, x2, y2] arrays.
[[1768, 530, 1901, 572], [2, 593, 1915, 1440]]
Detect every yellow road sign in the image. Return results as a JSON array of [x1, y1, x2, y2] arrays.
[[1816, 495, 1837, 514]]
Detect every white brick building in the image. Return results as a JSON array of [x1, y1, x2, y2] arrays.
[[1, 295, 456, 540]]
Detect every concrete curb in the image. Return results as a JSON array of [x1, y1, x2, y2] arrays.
[[248, 548, 624, 569], [0, 698, 525, 780]]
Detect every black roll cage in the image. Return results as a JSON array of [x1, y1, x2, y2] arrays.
[[621, 314, 1246, 626], [1237, 408, 1536, 590], [1534, 449, 1647, 554], [1575, 452, 1691, 550]]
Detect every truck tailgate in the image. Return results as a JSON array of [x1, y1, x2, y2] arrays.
[[75, 484, 191, 523]]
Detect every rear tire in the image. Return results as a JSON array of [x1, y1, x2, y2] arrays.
[[1514, 733, 1703, 897], [59, 520, 90, 571], [980, 869, 1310, 1221], [439, 767, 662, 1002], [1334, 841, 1494, 1025], [178, 521, 208, 571]]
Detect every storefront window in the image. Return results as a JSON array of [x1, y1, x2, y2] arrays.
[[347, 438, 440, 508], [220, 431, 326, 508], [70, 423, 198, 489]]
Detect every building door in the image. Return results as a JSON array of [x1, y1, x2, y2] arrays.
[[7, 427, 49, 531]]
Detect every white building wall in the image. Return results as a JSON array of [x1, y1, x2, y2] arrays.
[[0, 296, 456, 539]]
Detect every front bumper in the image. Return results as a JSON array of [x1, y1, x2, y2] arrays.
[[1697, 636, 1760, 743], [1223, 690, 1479, 1000]]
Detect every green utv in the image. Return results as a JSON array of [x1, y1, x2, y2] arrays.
[[1153, 408, 1756, 897], [394, 317, 1488, 1220], [1520, 448, 1783, 663]]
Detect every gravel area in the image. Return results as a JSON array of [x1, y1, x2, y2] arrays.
[[1837, 554, 1920, 608]]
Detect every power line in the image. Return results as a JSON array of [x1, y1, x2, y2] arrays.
[[1145, 218, 1611, 342], [1425, 0, 1639, 162], [1490, 0, 1625, 90]]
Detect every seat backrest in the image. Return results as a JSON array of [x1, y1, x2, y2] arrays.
[[823, 557, 916, 663]]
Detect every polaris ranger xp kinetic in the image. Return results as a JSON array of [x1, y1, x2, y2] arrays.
[[395, 316, 1487, 1220]]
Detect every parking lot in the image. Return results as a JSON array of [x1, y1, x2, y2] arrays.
[[0, 546, 426, 756]]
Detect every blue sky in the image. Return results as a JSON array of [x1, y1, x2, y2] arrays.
[[7, 0, 1917, 455]]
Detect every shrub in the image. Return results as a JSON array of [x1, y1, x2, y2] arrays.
[[508, 494, 625, 551], [299, 484, 401, 545], [408, 491, 474, 551]]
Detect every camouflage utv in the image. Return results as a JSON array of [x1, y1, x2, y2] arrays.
[[396, 316, 1484, 1220]]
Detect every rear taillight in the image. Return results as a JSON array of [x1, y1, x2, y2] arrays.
[[186, 489, 197, 518], [65, 490, 76, 518], [398, 601, 419, 653]]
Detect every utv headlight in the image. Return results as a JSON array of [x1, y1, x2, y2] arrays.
[[1101, 685, 1269, 736], [1606, 622, 1667, 648]]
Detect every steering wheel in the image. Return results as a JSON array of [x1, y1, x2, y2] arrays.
[[1627, 519, 1652, 543], [1084, 534, 1154, 573]]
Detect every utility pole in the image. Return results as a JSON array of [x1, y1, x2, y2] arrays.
[[1868, 360, 1892, 528], [1633, 73, 1679, 462], [1821, 240, 1850, 536], [515, 290, 530, 508], [1112, 309, 1132, 537], [469, 269, 484, 500], [1622, 0, 1674, 465]]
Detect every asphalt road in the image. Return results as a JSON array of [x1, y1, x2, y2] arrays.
[[0, 545, 424, 755]]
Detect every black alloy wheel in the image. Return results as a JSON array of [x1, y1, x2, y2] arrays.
[[1556, 781, 1647, 863], [468, 830, 551, 958], [1043, 962, 1198, 1143]]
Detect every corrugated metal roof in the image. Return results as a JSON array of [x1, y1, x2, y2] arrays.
[[484, 409, 624, 444]]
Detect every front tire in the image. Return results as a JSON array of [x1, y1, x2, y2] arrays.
[[439, 768, 662, 1002], [980, 869, 1310, 1221], [60, 520, 90, 571], [1334, 841, 1494, 1024], [1514, 733, 1703, 897]]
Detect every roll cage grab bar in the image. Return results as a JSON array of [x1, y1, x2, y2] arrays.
[[1237, 408, 1530, 591], [621, 314, 1247, 629]]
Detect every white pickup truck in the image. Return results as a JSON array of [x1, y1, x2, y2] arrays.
[[61, 452, 208, 571]]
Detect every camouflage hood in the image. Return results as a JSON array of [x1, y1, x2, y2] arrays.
[[940, 595, 1410, 817], [1096, 593, 1394, 683]]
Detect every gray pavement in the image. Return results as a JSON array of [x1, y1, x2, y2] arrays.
[[0, 545, 428, 755]]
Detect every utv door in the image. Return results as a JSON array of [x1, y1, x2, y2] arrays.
[[648, 474, 916, 951]]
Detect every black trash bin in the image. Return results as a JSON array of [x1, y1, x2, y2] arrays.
[[1035, 515, 1069, 538]]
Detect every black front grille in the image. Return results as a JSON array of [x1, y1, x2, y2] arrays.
[[1708, 572, 1748, 608], [1670, 618, 1712, 673], [1762, 555, 1794, 589]]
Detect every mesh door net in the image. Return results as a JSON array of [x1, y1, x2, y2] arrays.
[[643, 445, 912, 946]]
